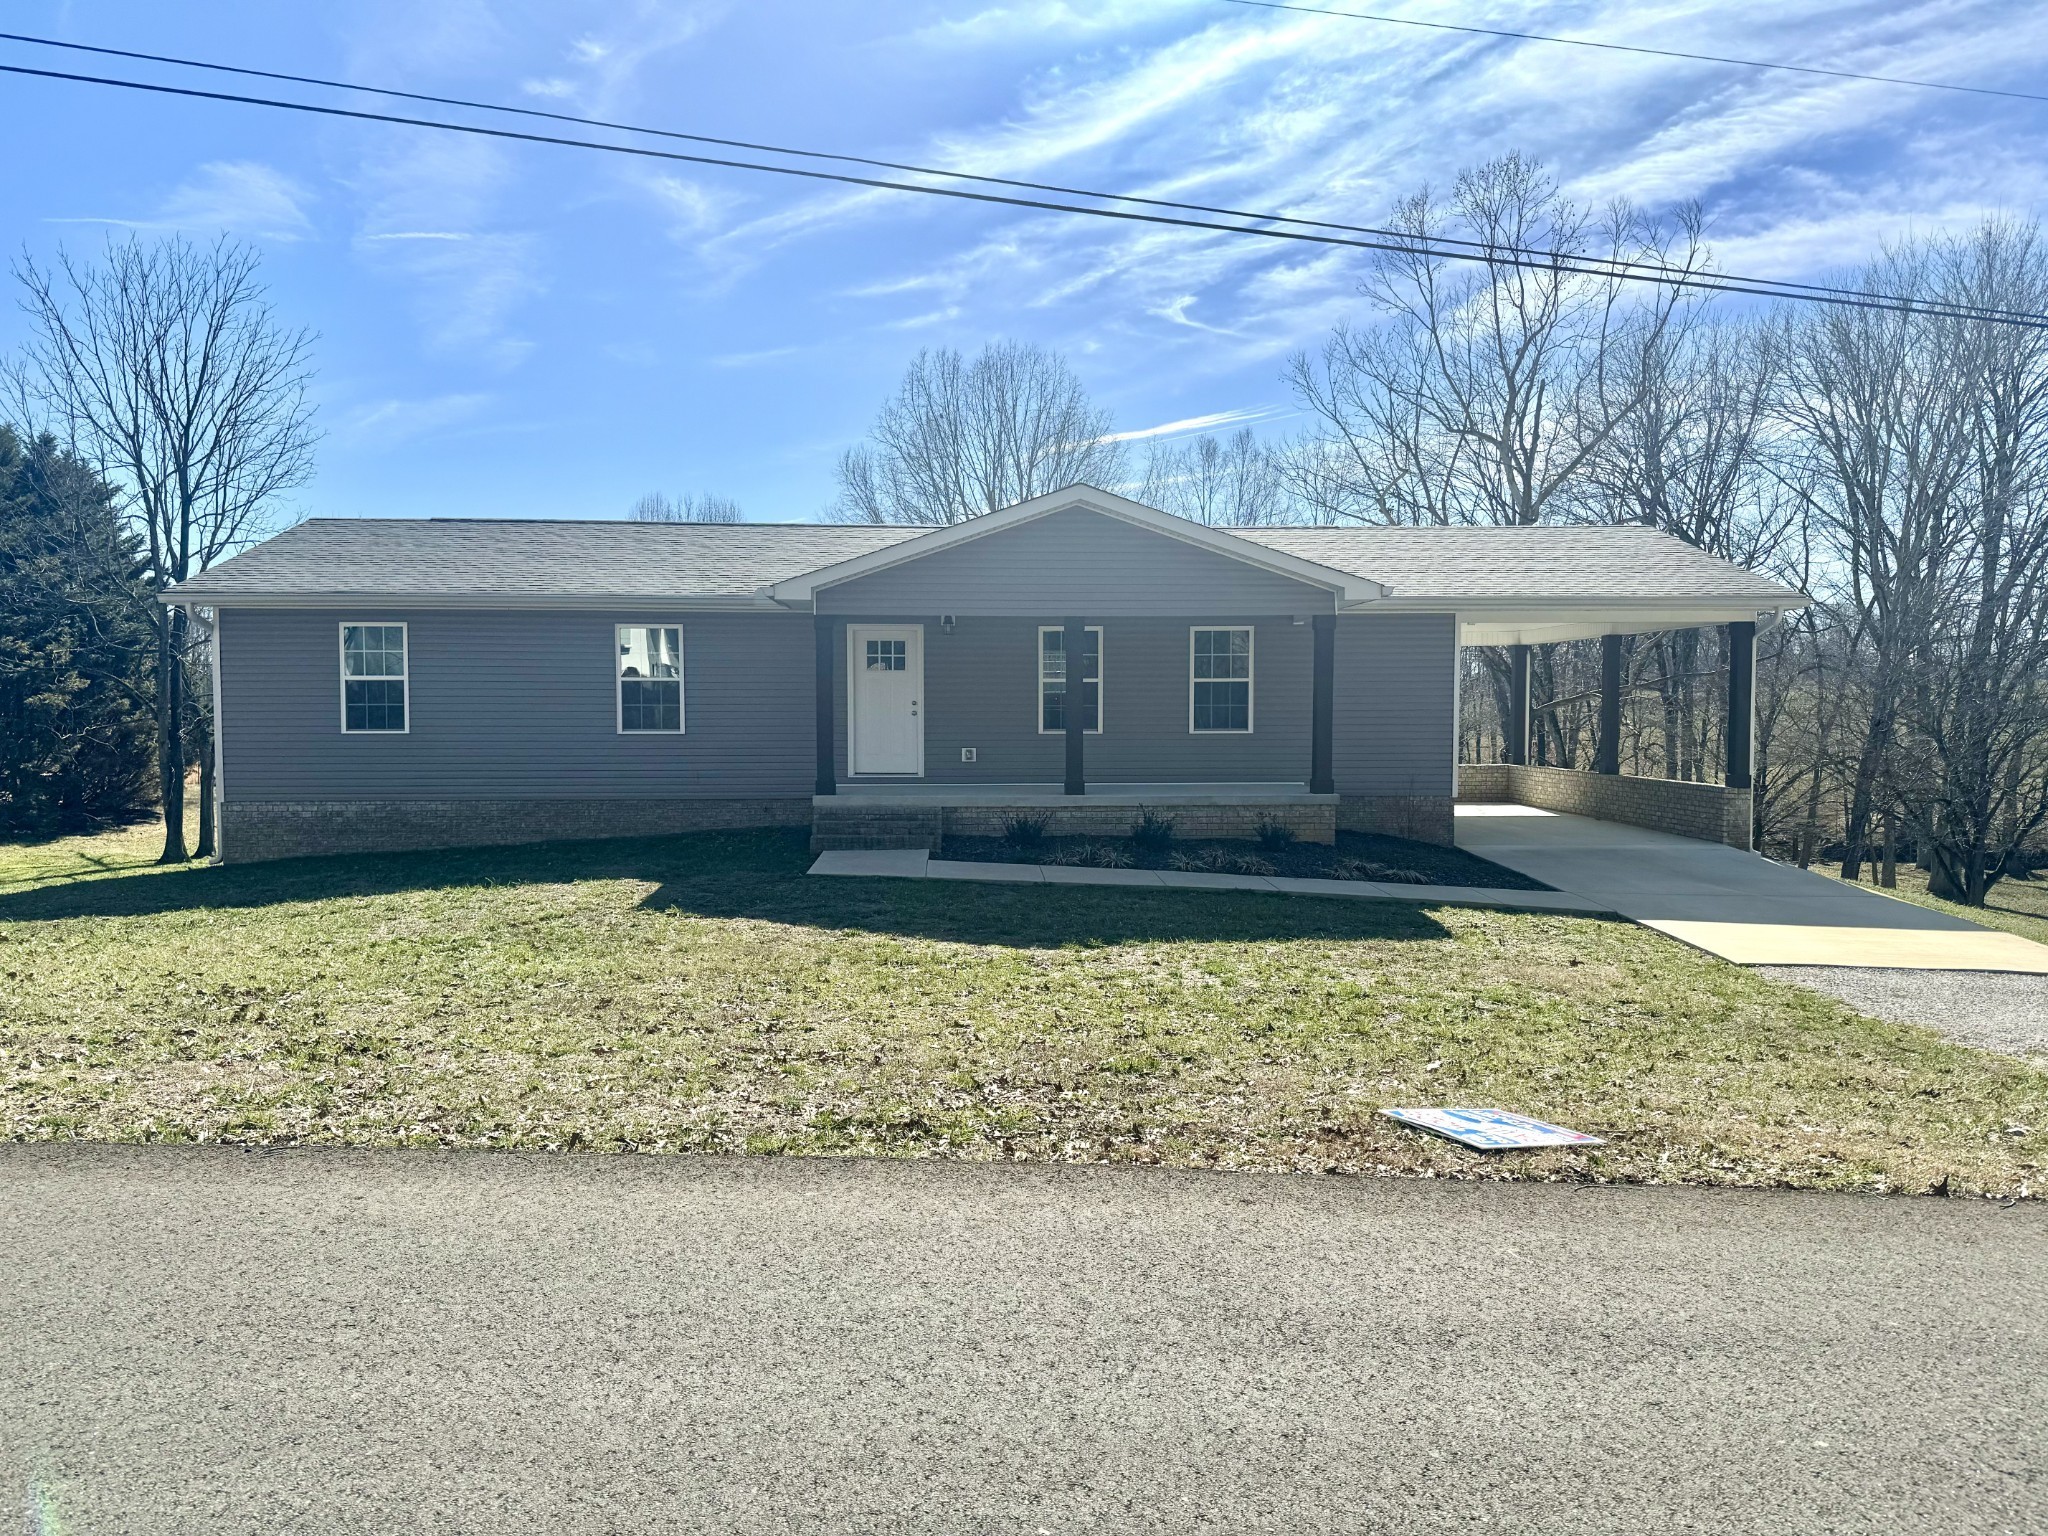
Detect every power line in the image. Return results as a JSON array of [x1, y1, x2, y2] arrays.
[[4, 58, 2045, 329], [1222, 0, 2048, 107], [2, 28, 2037, 325], [2, 33, 2038, 328]]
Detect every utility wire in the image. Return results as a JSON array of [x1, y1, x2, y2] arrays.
[[5, 58, 2046, 329], [2, 28, 2038, 324], [1222, 1, 2048, 107]]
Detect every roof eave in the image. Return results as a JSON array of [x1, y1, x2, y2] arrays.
[[158, 589, 791, 611]]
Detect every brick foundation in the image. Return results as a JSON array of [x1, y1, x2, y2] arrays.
[[221, 798, 811, 863], [1336, 794, 1455, 846], [1458, 764, 1752, 849], [811, 799, 1337, 852]]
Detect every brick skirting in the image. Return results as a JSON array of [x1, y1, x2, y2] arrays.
[[1337, 794, 1455, 846], [220, 797, 811, 863], [811, 799, 1338, 852], [1458, 764, 1752, 849]]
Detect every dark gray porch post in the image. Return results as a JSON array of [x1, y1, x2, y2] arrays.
[[1506, 643, 1531, 767], [1063, 616, 1086, 796], [1595, 633, 1623, 775], [1310, 614, 1335, 795], [1725, 620, 1756, 790], [813, 613, 835, 797]]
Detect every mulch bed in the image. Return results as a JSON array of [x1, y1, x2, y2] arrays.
[[937, 827, 1551, 890]]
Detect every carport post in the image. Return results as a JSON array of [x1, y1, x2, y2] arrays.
[[1506, 643, 1531, 767], [1725, 620, 1756, 791], [814, 614, 835, 797], [1063, 616, 1087, 796], [1595, 633, 1623, 775]]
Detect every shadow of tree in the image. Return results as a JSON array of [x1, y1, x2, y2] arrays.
[[0, 826, 1469, 947], [639, 869, 1458, 947]]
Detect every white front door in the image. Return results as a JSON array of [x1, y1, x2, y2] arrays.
[[849, 624, 924, 775]]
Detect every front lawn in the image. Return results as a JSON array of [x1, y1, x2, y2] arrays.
[[1, 825, 2042, 1195]]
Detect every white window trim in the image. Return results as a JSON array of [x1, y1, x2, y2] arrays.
[[1036, 625, 1105, 735], [615, 623, 686, 735], [1188, 625, 1254, 734], [339, 621, 409, 735]]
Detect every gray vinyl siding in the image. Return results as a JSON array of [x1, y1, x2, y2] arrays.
[[1331, 613, 1457, 798], [816, 507, 1334, 616], [219, 608, 814, 801], [832, 616, 1313, 784]]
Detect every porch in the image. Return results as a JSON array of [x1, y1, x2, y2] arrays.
[[811, 781, 1337, 852]]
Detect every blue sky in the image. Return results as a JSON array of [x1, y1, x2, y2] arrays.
[[4, 0, 2045, 523]]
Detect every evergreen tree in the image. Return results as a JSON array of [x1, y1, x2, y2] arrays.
[[0, 426, 157, 834]]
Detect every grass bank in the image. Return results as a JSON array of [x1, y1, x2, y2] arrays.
[[2, 824, 2042, 1195]]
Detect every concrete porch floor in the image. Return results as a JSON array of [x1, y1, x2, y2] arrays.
[[1455, 804, 2048, 972], [821, 781, 1329, 806]]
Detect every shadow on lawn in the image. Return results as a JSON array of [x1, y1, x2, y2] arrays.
[[0, 825, 1467, 945]]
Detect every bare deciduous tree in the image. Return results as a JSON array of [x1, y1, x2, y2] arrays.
[[1138, 428, 1296, 525], [1287, 153, 1707, 529], [629, 491, 742, 523], [1774, 243, 1980, 883], [10, 236, 317, 862], [1887, 222, 2048, 902], [836, 341, 1126, 525]]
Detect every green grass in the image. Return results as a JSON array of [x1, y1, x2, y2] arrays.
[[2, 822, 2043, 1196], [1818, 862, 2048, 948]]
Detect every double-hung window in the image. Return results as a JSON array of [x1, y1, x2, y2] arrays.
[[1190, 627, 1253, 733], [340, 623, 407, 733], [618, 624, 683, 733], [1039, 626, 1102, 733]]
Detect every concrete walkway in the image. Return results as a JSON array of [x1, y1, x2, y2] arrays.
[[4, 1145, 2041, 1535], [1456, 805, 2048, 972], [809, 847, 1609, 915]]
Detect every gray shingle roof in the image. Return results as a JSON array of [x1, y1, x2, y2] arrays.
[[170, 518, 923, 599], [1238, 525, 1799, 603], [168, 514, 1802, 607]]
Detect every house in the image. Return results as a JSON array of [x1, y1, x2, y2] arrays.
[[162, 485, 1807, 863]]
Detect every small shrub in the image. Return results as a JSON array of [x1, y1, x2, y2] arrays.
[[1168, 847, 1226, 872], [1086, 841, 1134, 869], [1254, 816, 1297, 851], [1328, 858, 1428, 884], [1000, 814, 1049, 847], [1223, 851, 1277, 876], [1131, 809, 1176, 854]]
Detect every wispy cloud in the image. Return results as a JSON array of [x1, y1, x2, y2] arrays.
[[335, 391, 494, 446], [50, 161, 316, 242], [350, 136, 542, 367], [1100, 406, 1284, 443]]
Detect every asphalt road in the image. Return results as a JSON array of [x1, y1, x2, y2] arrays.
[[3, 1146, 2042, 1535]]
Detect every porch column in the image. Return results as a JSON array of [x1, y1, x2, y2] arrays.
[[1595, 633, 1623, 775], [1310, 614, 1335, 796], [813, 613, 835, 797], [1725, 620, 1756, 790], [1506, 643, 1531, 767], [1063, 616, 1086, 796]]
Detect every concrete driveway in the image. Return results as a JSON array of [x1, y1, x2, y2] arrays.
[[1456, 804, 2048, 971], [3, 1145, 2042, 1535]]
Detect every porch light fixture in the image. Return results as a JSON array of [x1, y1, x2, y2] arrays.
[[941, 613, 956, 634]]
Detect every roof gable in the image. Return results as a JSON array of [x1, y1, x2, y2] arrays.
[[768, 486, 1386, 606]]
